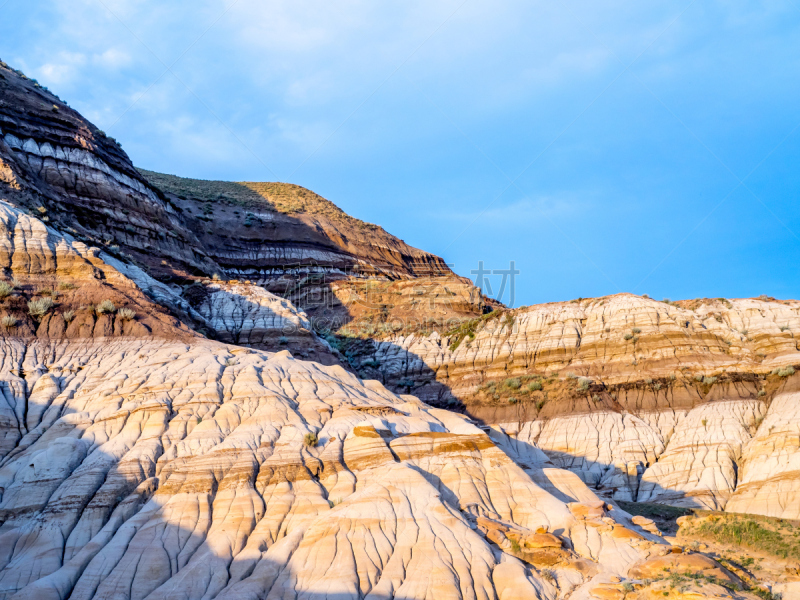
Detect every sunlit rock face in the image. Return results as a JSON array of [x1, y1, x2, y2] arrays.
[[363, 294, 800, 396], [353, 294, 800, 519], [0, 57, 793, 600], [0, 61, 452, 284], [725, 389, 800, 519], [0, 337, 681, 600], [0, 204, 673, 600]]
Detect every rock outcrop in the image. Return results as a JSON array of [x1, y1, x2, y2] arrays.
[[0, 60, 452, 284], [349, 295, 800, 520], [0, 57, 795, 599], [0, 332, 685, 600]]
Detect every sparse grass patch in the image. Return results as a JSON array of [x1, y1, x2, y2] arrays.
[[682, 513, 800, 560], [526, 381, 543, 392], [96, 300, 115, 314], [28, 297, 53, 317], [0, 282, 13, 298], [1, 315, 18, 328], [540, 569, 555, 583], [117, 308, 136, 320], [446, 311, 502, 351], [62, 310, 75, 322], [58, 282, 76, 291]]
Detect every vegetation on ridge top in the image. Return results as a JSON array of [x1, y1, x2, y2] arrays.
[[138, 169, 382, 231]]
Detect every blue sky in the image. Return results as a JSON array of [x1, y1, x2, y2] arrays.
[[2, 1, 799, 307]]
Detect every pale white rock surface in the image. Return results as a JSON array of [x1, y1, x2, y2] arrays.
[[193, 282, 313, 345], [638, 400, 766, 509], [0, 338, 669, 600], [365, 294, 800, 392], [726, 390, 800, 519]]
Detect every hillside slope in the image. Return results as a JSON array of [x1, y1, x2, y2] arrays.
[[0, 58, 796, 598], [348, 295, 800, 522], [0, 60, 452, 283]]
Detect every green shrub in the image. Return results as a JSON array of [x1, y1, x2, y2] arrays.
[[689, 516, 800, 560], [509, 538, 521, 553], [62, 310, 75, 322], [623, 333, 633, 341], [703, 376, 717, 385], [0, 282, 13, 298], [771, 366, 795, 377], [577, 377, 592, 392], [28, 297, 53, 317], [304, 433, 318, 447], [508, 397, 518, 405], [504, 377, 521, 390], [631, 327, 641, 334], [58, 282, 76, 291], [526, 381, 543, 392], [96, 300, 115, 314]]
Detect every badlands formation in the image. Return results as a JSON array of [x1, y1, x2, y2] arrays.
[[0, 59, 798, 599]]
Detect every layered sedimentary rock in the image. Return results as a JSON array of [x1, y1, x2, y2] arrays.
[[0, 56, 794, 599], [0, 60, 451, 283], [349, 295, 800, 519], [187, 281, 339, 364], [139, 170, 452, 280], [358, 294, 800, 397], [0, 335, 697, 600], [726, 387, 800, 519]]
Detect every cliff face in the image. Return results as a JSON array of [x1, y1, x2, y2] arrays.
[[139, 170, 453, 281], [349, 294, 800, 519], [0, 58, 796, 599], [0, 205, 708, 600], [0, 61, 452, 284]]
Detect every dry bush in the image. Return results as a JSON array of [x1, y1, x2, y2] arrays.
[[117, 308, 136, 321], [28, 297, 53, 317], [96, 300, 115, 314]]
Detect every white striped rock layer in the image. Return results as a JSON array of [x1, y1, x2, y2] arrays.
[[0, 338, 676, 600]]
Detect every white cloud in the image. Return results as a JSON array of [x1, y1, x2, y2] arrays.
[[93, 48, 133, 69]]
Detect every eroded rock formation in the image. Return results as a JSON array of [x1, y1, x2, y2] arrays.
[[0, 58, 795, 599]]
